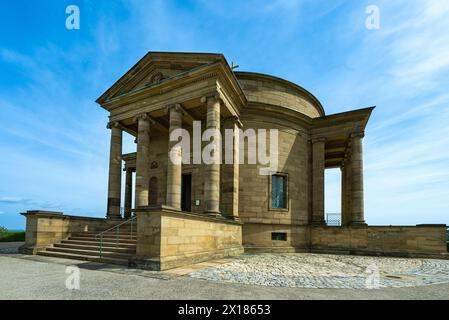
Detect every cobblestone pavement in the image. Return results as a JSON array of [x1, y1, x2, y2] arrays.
[[189, 253, 449, 289], [1, 254, 449, 299]]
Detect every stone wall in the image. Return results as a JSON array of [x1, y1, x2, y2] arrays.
[[134, 206, 243, 270], [20, 211, 110, 254], [238, 117, 310, 250], [243, 224, 308, 252], [309, 225, 448, 258]]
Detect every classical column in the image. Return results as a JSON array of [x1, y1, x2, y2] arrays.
[[124, 168, 133, 219], [202, 95, 221, 215], [106, 122, 123, 219], [135, 114, 152, 208], [221, 116, 241, 220], [312, 137, 326, 225], [350, 132, 366, 225], [166, 104, 183, 210], [341, 160, 353, 226], [341, 165, 346, 226], [345, 156, 352, 224]]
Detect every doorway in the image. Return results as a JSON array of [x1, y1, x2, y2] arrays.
[[181, 174, 192, 212]]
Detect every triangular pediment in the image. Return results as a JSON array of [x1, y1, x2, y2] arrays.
[[96, 52, 225, 104]]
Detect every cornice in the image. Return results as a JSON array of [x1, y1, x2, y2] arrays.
[[102, 64, 221, 111], [244, 101, 313, 128], [313, 106, 375, 128]]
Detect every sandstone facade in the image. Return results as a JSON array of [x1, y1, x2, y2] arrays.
[[20, 52, 448, 269]]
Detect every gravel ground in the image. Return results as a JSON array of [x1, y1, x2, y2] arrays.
[[189, 253, 449, 289], [1, 253, 449, 299]]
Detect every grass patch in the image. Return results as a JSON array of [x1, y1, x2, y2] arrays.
[[0, 230, 25, 242]]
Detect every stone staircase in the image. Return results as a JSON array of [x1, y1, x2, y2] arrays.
[[37, 224, 136, 266]]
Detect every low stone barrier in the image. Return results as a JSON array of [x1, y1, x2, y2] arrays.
[[309, 224, 448, 258], [133, 205, 244, 270], [19, 210, 110, 254]]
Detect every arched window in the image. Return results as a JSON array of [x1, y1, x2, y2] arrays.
[[149, 177, 158, 205]]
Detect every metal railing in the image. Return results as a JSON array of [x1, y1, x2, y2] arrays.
[[326, 213, 341, 226], [95, 215, 137, 259]]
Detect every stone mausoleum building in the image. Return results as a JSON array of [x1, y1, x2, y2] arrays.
[[21, 52, 448, 270]]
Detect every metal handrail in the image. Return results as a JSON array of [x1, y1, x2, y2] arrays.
[[95, 215, 137, 259]]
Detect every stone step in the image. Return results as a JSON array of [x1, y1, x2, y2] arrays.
[[73, 232, 137, 239], [45, 247, 135, 260], [38, 250, 130, 266], [35, 218, 138, 267], [54, 243, 136, 254], [69, 236, 137, 244], [89, 227, 135, 234], [78, 227, 135, 232], [61, 239, 136, 248], [74, 229, 136, 234]]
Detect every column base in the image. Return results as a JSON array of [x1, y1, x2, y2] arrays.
[[348, 221, 368, 227], [163, 205, 182, 212], [221, 214, 241, 222], [106, 214, 122, 220], [204, 211, 222, 218]]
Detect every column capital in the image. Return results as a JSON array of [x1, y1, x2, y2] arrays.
[[311, 137, 326, 144], [200, 93, 221, 104], [106, 121, 121, 130], [223, 116, 243, 128], [134, 113, 155, 124], [165, 103, 184, 115], [350, 132, 365, 139]]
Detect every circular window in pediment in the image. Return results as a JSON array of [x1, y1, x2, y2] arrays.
[[150, 72, 163, 84]]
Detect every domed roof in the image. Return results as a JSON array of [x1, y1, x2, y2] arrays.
[[235, 72, 325, 118]]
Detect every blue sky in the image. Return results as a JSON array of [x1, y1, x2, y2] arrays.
[[0, 0, 448, 229]]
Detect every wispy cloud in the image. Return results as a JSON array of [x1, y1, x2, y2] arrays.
[[383, 1, 449, 89], [321, 0, 449, 225], [0, 196, 62, 209], [1, 0, 448, 228]]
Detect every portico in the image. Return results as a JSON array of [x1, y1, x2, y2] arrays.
[[97, 54, 245, 219], [103, 94, 243, 221]]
